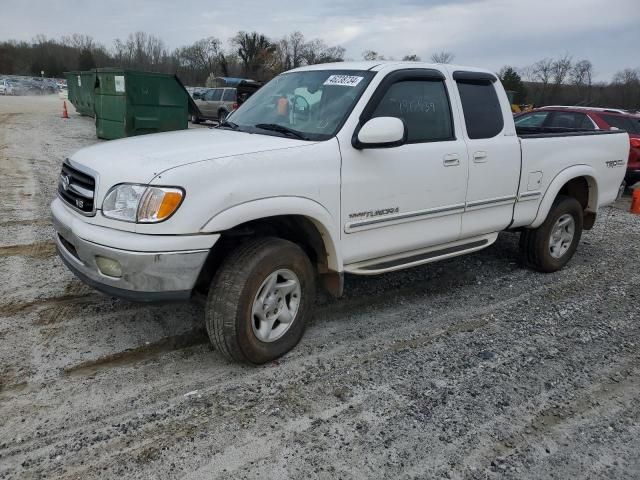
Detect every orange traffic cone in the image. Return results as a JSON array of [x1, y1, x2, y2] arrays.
[[631, 188, 640, 215], [62, 101, 69, 119]]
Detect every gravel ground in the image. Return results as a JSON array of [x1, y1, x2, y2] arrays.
[[0, 95, 639, 480]]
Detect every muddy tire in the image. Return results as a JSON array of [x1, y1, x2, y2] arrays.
[[520, 195, 583, 273], [205, 237, 315, 364]]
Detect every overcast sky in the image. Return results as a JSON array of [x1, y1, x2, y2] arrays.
[[2, 0, 638, 81]]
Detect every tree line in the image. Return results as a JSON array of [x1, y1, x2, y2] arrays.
[[1, 34, 638, 109], [0, 31, 346, 85], [499, 54, 640, 110]]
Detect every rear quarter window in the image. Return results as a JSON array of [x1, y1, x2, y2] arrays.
[[600, 114, 639, 133], [222, 89, 236, 102], [456, 81, 504, 139], [546, 112, 595, 130]]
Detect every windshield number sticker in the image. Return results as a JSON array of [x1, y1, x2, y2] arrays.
[[323, 75, 364, 87]]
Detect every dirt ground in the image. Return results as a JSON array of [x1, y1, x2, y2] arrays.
[[0, 95, 639, 480]]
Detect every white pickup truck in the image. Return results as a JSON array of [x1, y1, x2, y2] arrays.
[[52, 62, 629, 363]]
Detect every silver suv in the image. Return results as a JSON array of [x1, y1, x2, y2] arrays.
[[192, 87, 237, 124]]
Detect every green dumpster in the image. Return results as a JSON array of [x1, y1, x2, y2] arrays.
[[93, 68, 195, 140], [64, 71, 96, 117]]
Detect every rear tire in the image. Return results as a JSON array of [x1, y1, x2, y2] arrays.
[[520, 195, 583, 272], [218, 110, 228, 123], [205, 237, 316, 364], [190, 114, 200, 124]]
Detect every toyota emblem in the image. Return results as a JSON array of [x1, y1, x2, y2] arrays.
[[60, 174, 70, 191]]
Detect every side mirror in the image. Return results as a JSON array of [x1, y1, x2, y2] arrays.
[[353, 117, 407, 149]]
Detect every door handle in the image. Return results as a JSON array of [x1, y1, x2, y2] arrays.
[[473, 151, 488, 163], [443, 153, 460, 167]]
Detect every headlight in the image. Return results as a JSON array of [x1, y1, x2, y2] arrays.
[[102, 184, 184, 223]]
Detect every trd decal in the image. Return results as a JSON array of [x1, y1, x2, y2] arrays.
[[605, 159, 624, 168]]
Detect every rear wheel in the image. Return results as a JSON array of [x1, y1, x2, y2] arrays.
[[205, 237, 315, 364], [218, 110, 228, 123], [190, 114, 200, 124], [520, 195, 583, 272]]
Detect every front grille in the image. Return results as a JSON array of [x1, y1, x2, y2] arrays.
[[58, 161, 95, 214]]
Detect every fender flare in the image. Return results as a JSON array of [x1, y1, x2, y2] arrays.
[[200, 196, 343, 271], [530, 165, 599, 228]]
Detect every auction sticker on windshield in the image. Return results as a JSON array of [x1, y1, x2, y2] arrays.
[[323, 75, 364, 87]]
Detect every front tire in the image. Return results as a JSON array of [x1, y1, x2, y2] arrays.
[[205, 237, 316, 364], [520, 195, 584, 272]]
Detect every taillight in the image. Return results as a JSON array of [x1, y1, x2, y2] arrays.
[[630, 138, 640, 148], [232, 102, 239, 110]]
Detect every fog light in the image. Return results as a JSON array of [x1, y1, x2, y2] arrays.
[[95, 256, 122, 278]]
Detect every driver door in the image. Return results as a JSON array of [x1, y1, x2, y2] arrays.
[[339, 70, 469, 265]]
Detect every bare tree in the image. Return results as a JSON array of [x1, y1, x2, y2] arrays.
[[570, 59, 593, 87], [233, 31, 276, 78], [570, 59, 594, 104], [430, 51, 454, 64], [611, 68, 640, 108], [551, 54, 572, 86], [531, 58, 554, 85], [402, 54, 421, 61], [362, 50, 381, 61], [302, 39, 345, 65]]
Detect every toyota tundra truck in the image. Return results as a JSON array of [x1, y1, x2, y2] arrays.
[[52, 62, 629, 364]]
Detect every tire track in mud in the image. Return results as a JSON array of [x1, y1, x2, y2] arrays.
[[0, 241, 56, 259], [63, 328, 209, 377], [0, 218, 51, 228]]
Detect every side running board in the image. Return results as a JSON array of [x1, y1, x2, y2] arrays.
[[344, 233, 498, 275]]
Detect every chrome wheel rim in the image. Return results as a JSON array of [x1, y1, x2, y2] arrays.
[[251, 269, 301, 343], [549, 213, 575, 259]]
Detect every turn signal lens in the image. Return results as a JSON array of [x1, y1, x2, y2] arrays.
[[137, 187, 184, 223]]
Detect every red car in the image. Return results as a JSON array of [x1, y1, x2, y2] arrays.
[[515, 107, 640, 185]]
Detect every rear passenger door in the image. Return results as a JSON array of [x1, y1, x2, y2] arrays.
[[452, 71, 521, 237]]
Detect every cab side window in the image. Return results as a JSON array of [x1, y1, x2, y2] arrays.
[[456, 80, 504, 139], [370, 80, 454, 143]]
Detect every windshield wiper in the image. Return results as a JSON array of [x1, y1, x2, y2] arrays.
[[254, 123, 309, 140], [217, 119, 239, 130]]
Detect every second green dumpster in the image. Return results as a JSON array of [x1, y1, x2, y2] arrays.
[[65, 71, 96, 117], [93, 69, 193, 140]]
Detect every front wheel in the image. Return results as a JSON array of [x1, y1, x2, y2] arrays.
[[520, 195, 584, 272], [205, 237, 316, 364]]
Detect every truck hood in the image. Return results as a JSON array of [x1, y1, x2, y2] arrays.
[[70, 127, 309, 185]]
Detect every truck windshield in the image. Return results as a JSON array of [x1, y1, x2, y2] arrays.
[[226, 70, 376, 141]]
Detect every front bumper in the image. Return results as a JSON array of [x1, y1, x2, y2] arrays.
[[51, 198, 219, 302]]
